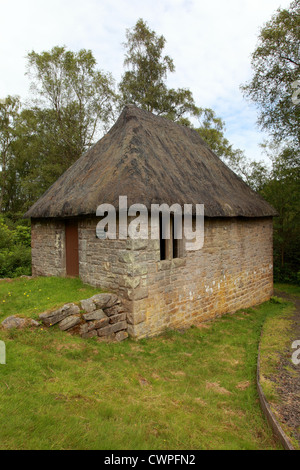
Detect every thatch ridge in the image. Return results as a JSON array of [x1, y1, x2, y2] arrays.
[[25, 105, 277, 218]]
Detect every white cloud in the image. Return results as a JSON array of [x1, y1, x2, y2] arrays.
[[0, 0, 292, 162]]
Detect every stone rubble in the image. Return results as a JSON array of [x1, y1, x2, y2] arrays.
[[1, 293, 128, 342], [39, 292, 128, 342], [1, 316, 39, 330]]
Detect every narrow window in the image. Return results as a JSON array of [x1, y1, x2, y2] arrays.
[[160, 214, 183, 260], [172, 214, 182, 259], [159, 214, 166, 260], [173, 236, 179, 259]]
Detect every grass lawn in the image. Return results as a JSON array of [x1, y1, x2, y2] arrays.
[[0, 277, 100, 322], [0, 277, 292, 450], [274, 284, 300, 297]]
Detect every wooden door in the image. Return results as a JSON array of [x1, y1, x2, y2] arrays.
[[65, 220, 79, 277]]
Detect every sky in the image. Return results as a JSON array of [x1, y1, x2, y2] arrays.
[[0, 0, 292, 162]]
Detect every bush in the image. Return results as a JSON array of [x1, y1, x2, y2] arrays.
[[0, 216, 31, 278], [273, 264, 299, 285]]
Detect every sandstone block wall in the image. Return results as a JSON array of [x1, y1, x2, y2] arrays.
[[31, 216, 273, 339], [127, 217, 273, 338], [31, 219, 66, 277]]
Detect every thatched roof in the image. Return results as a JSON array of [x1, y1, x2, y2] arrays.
[[25, 105, 277, 218]]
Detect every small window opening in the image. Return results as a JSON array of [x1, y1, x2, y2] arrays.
[[160, 214, 183, 260], [159, 214, 167, 260]]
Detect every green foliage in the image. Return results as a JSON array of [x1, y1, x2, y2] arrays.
[[241, 1, 300, 284], [241, 0, 300, 151], [0, 245, 31, 278], [195, 108, 249, 178], [0, 47, 117, 214], [0, 96, 22, 212], [0, 215, 31, 278], [27, 46, 116, 143], [260, 152, 300, 284], [119, 19, 199, 124]]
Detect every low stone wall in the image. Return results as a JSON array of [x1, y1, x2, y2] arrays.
[[39, 292, 128, 342]]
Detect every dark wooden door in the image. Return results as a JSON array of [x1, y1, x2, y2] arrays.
[[65, 220, 79, 277]]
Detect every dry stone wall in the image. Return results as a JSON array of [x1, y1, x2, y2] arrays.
[[39, 293, 128, 342]]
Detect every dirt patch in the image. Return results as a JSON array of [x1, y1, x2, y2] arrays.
[[206, 381, 232, 395], [171, 371, 186, 377], [138, 376, 151, 387], [236, 381, 251, 390], [194, 398, 207, 406]]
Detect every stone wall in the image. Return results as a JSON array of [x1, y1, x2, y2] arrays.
[[126, 217, 274, 338], [31, 219, 66, 277], [31, 216, 274, 339]]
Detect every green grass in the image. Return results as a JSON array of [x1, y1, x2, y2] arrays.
[[274, 283, 300, 297], [0, 277, 100, 322], [0, 277, 290, 450]]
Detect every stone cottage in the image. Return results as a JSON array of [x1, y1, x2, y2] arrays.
[[25, 105, 277, 339]]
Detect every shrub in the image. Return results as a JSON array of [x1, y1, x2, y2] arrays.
[[0, 216, 31, 278]]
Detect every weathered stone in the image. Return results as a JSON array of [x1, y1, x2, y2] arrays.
[[97, 321, 126, 336], [104, 304, 125, 317], [157, 260, 172, 271], [83, 309, 106, 321], [127, 311, 146, 325], [124, 276, 140, 289], [126, 239, 148, 251], [97, 325, 115, 337], [59, 315, 81, 331], [39, 303, 80, 327], [127, 287, 149, 301], [1, 316, 35, 330], [94, 317, 110, 329], [79, 323, 89, 335], [129, 264, 148, 276], [86, 321, 98, 332], [127, 324, 137, 338], [115, 330, 129, 342], [104, 294, 120, 308], [91, 293, 119, 309], [80, 298, 96, 313], [109, 312, 127, 324], [119, 252, 136, 264], [81, 329, 97, 339], [172, 258, 186, 268], [97, 333, 116, 342], [112, 321, 127, 333]]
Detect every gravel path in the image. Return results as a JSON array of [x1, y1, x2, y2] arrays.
[[271, 290, 300, 447]]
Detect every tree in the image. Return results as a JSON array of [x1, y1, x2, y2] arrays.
[[0, 96, 21, 212], [119, 19, 199, 124], [27, 46, 117, 158], [241, 0, 300, 153], [261, 155, 300, 282], [195, 107, 252, 180], [0, 47, 118, 213]]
